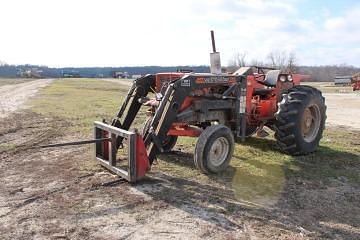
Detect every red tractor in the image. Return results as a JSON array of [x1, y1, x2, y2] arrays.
[[92, 31, 326, 182], [352, 73, 360, 91]]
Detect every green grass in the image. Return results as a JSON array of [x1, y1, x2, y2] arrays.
[[28, 78, 360, 205], [0, 143, 17, 152], [30, 78, 147, 137], [157, 129, 359, 205], [230, 131, 359, 203], [154, 126, 359, 205]]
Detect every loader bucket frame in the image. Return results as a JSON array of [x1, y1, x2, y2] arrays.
[[94, 121, 149, 182]]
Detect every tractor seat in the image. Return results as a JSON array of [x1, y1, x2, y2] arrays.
[[257, 70, 280, 87]]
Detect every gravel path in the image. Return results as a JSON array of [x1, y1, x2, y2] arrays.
[[0, 79, 53, 118], [323, 93, 360, 130]]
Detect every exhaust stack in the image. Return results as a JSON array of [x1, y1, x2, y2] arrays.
[[210, 30, 222, 74]]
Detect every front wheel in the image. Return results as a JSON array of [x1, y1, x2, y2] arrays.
[[194, 124, 235, 174], [274, 86, 326, 155]]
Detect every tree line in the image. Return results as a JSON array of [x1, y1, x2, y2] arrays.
[[0, 64, 210, 78], [227, 51, 360, 81], [0, 58, 359, 81]]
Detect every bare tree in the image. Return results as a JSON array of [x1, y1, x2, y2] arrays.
[[250, 59, 266, 67], [267, 50, 298, 73], [267, 50, 287, 69], [286, 52, 297, 73], [236, 52, 247, 67], [227, 51, 247, 72]]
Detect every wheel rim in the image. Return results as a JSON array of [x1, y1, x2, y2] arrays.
[[209, 137, 230, 167], [301, 104, 321, 143]]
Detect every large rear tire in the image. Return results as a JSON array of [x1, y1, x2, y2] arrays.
[[142, 117, 177, 152], [274, 85, 326, 155], [194, 125, 234, 174]]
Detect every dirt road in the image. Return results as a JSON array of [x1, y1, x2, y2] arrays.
[[0, 79, 53, 118], [324, 93, 360, 130]]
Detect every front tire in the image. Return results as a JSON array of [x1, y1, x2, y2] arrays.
[[194, 125, 234, 174], [274, 86, 326, 155]]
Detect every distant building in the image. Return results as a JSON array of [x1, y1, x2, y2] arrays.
[[131, 74, 142, 79], [334, 76, 351, 85], [112, 71, 129, 79], [19, 68, 42, 78], [62, 70, 81, 78]]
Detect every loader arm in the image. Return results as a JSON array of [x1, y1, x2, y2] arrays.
[[144, 80, 188, 163], [111, 74, 156, 147]]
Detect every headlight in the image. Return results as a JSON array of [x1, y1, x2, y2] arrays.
[[288, 75, 293, 81], [279, 75, 287, 82]]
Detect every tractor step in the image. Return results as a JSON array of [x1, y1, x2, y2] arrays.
[[94, 121, 150, 182]]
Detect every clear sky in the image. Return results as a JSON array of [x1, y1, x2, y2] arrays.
[[0, 0, 359, 67]]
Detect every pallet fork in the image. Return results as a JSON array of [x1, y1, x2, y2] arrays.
[[94, 121, 149, 182]]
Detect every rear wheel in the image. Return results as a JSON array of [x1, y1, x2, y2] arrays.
[[194, 124, 234, 174], [142, 117, 177, 152], [274, 86, 326, 155]]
